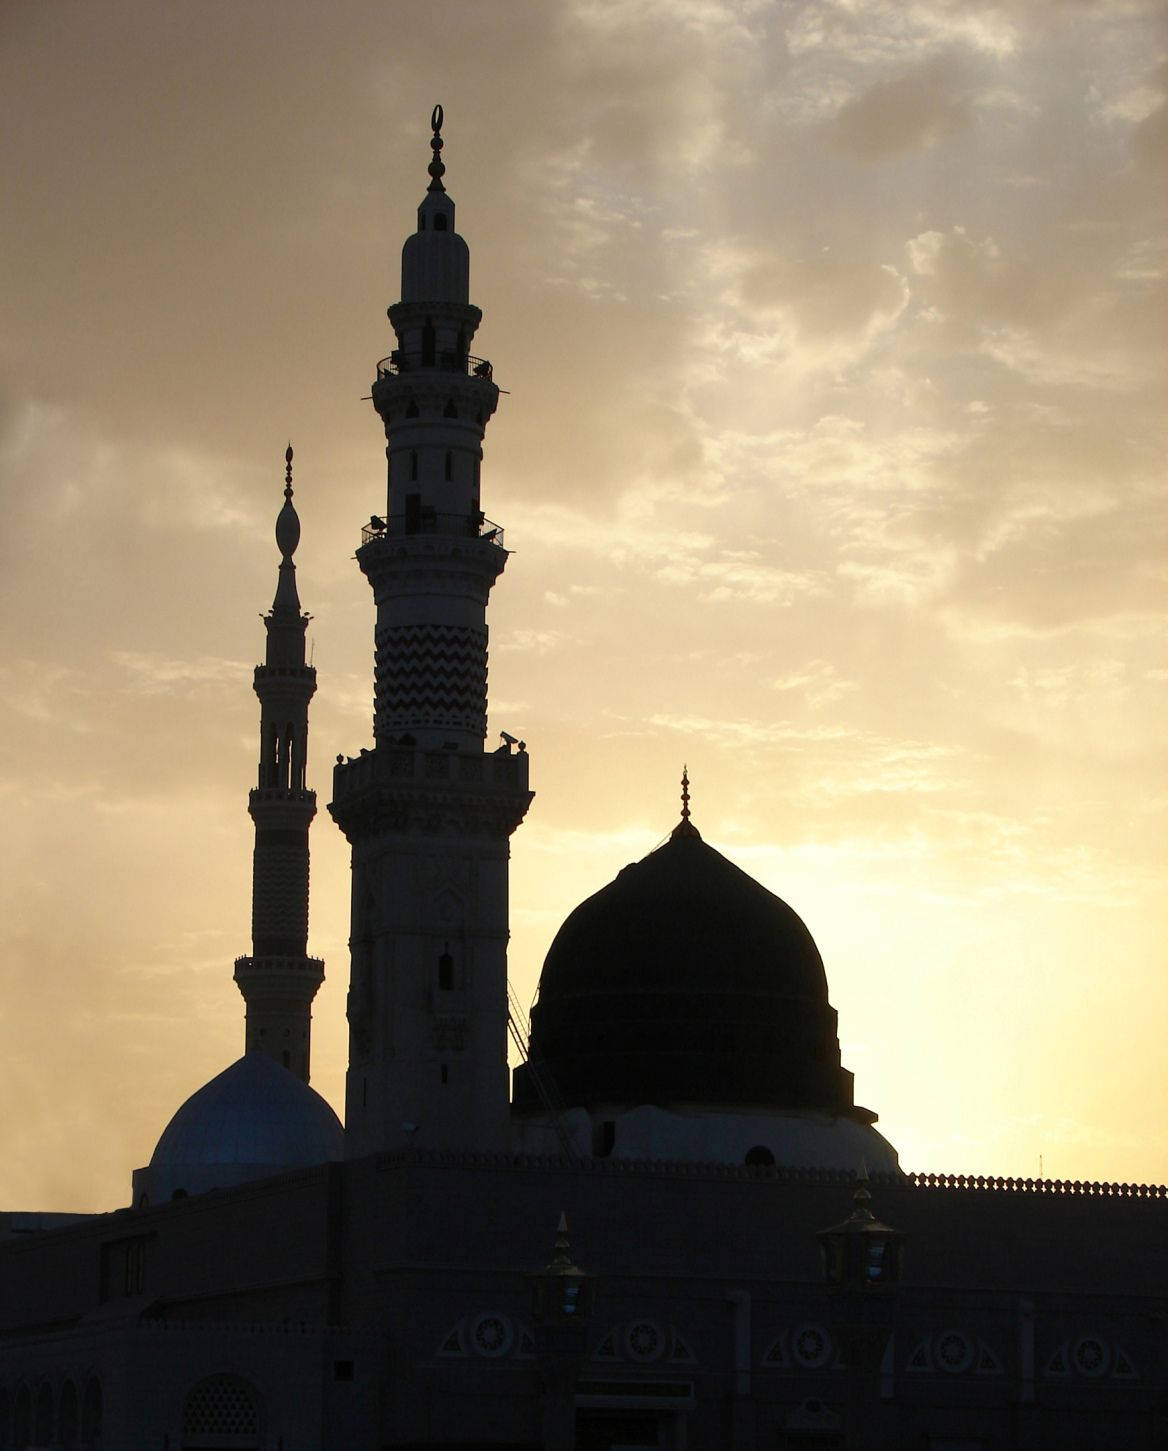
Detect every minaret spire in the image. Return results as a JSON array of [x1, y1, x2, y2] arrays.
[[330, 111, 532, 1157], [233, 447, 324, 1081], [427, 103, 446, 192], [268, 443, 304, 645]]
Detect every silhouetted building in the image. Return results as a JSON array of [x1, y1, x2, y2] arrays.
[[1, 108, 1164, 1451]]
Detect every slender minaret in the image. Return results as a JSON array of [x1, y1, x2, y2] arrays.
[[330, 107, 532, 1156], [233, 445, 325, 1081]]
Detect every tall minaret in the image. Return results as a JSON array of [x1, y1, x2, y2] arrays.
[[233, 445, 325, 1081], [330, 108, 532, 1157]]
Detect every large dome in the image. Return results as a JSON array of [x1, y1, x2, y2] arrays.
[[515, 821, 871, 1120], [135, 1052, 343, 1204]]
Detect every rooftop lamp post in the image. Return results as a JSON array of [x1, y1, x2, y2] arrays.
[[817, 1174, 905, 1451], [531, 1212, 594, 1451]]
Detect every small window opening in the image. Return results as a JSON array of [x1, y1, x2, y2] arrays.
[[406, 400, 420, 418], [433, 212, 448, 232], [594, 1120, 616, 1158], [334, 1359, 355, 1382], [410, 449, 418, 480], [745, 1145, 775, 1167], [282, 1049, 290, 1069], [405, 493, 422, 534], [443, 399, 458, 419], [438, 950, 454, 990], [440, 1063, 449, 1084], [362, 1077, 368, 1108], [444, 450, 453, 480]]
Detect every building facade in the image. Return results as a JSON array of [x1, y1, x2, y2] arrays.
[[1, 110, 1165, 1451]]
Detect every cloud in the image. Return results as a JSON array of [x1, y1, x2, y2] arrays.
[[771, 659, 858, 708], [829, 54, 977, 159], [110, 651, 248, 694], [736, 256, 910, 341], [655, 554, 826, 605]]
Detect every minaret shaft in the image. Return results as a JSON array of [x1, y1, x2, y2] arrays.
[[330, 110, 531, 1158], [233, 448, 325, 1082]]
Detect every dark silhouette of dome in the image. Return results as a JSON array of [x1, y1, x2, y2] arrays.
[[139, 1052, 344, 1201], [515, 821, 871, 1119]]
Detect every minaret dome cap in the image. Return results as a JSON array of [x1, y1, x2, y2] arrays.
[[401, 105, 469, 304]]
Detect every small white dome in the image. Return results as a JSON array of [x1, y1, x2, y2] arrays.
[[135, 1052, 343, 1204]]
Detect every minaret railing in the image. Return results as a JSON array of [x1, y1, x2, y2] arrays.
[[360, 512, 504, 547], [375, 350, 493, 379]]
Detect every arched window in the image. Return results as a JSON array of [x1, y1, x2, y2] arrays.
[[433, 212, 448, 232], [438, 951, 454, 991], [745, 1145, 775, 1167], [443, 399, 457, 419], [410, 450, 418, 481], [444, 450, 453, 480], [80, 1378, 101, 1447], [182, 1373, 260, 1450], [266, 724, 280, 787], [405, 400, 419, 419], [12, 1385, 29, 1451], [58, 1381, 78, 1450]]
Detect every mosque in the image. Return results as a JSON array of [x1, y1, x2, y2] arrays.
[[0, 110, 1164, 1451]]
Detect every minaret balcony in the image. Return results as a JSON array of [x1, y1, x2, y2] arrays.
[[329, 742, 533, 842], [250, 786, 316, 804], [360, 512, 504, 549], [375, 350, 493, 380]]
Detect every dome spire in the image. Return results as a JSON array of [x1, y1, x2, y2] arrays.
[[671, 764, 701, 840], [427, 103, 446, 193]]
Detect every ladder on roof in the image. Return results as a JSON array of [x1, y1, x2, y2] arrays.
[[507, 982, 580, 1162]]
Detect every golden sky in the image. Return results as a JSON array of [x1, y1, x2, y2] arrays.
[[1, 0, 1165, 1210]]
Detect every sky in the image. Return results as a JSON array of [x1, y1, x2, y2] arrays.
[[1, 0, 1165, 1211]]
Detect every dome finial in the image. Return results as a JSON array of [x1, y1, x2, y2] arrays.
[[427, 103, 446, 193], [671, 765, 701, 840], [284, 441, 294, 503]]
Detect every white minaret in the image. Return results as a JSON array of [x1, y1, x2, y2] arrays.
[[233, 446, 325, 1081], [330, 107, 532, 1157]]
